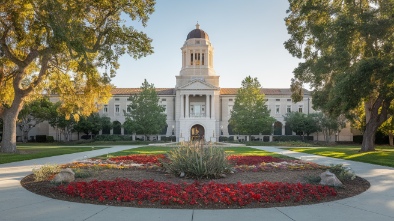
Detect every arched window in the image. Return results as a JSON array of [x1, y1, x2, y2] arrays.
[[113, 121, 122, 135]]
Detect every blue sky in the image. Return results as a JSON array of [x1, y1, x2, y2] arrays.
[[111, 0, 300, 89]]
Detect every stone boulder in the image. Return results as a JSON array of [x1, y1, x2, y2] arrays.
[[319, 170, 343, 187], [53, 168, 75, 183]]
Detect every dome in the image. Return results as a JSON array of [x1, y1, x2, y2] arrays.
[[186, 23, 209, 40]]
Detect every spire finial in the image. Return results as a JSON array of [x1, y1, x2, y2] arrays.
[[196, 22, 200, 29]]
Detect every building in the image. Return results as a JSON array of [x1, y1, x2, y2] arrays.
[[25, 24, 354, 142]]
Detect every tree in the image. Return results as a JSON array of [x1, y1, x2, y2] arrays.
[[73, 113, 104, 139], [124, 79, 166, 140], [47, 102, 76, 142], [285, 0, 394, 151], [284, 112, 319, 140], [380, 116, 394, 146], [229, 76, 275, 139], [17, 97, 53, 142], [0, 0, 155, 152]]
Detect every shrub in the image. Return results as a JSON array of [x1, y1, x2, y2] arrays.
[[33, 164, 61, 181], [73, 168, 92, 178], [46, 136, 54, 142], [162, 143, 231, 179], [35, 135, 47, 142], [328, 164, 356, 181]]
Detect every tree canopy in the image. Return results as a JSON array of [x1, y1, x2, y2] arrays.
[[229, 76, 275, 137], [123, 79, 166, 139], [0, 0, 155, 152], [285, 0, 394, 151]]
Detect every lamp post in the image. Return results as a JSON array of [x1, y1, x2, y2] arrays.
[[271, 122, 275, 142], [171, 125, 174, 142]]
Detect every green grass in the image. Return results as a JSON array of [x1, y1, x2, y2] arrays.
[[99, 146, 174, 158], [99, 146, 293, 160], [287, 145, 394, 167], [0, 145, 109, 164]]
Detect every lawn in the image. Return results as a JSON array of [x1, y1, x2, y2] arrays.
[[99, 145, 294, 160], [287, 145, 394, 167], [0, 145, 109, 164]]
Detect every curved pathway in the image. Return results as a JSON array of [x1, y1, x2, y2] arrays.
[[0, 145, 393, 221]]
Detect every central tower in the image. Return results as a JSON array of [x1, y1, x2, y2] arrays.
[[176, 23, 219, 87], [174, 24, 220, 142]]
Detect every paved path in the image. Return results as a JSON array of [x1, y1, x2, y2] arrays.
[[0, 145, 393, 221]]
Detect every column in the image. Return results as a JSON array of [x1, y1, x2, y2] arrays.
[[211, 94, 215, 118], [206, 94, 210, 118], [185, 94, 189, 118], [180, 94, 184, 118]]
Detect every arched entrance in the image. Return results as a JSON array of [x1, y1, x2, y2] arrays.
[[191, 124, 205, 141]]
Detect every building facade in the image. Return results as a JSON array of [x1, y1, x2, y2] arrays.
[[24, 24, 354, 142]]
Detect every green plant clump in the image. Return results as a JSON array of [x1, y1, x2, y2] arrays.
[[162, 143, 231, 179], [32, 164, 61, 181], [72, 168, 93, 178], [329, 164, 356, 181]]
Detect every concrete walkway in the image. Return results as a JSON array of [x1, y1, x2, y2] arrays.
[[0, 145, 393, 221]]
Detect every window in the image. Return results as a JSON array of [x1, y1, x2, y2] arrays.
[[162, 105, 166, 113], [196, 40, 200, 44], [287, 99, 291, 102], [287, 105, 291, 113], [191, 53, 193, 65], [202, 53, 205, 65], [229, 99, 233, 101], [115, 105, 120, 113], [126, 104, 131, 113], [298, 105, 303, 113], [115, 98, 120, 101], [228, 105, 233, 115], [275, 105, 280, 114], [276, 99, 280, 101], [103, 105, 108, 113], [162, 98, 166, 101]]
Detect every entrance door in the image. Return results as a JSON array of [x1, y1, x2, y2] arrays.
[[191, 124, 205, 141]]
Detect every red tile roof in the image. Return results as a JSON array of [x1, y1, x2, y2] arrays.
[[112, 88, 309, 96]]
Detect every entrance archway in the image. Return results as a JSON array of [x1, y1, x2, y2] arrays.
[[191, 124, 205, 141]]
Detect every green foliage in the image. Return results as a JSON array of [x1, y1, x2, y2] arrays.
[[74, 113, 109, 136], [17, 97, 54, 143], [285, 0, 394, 151], [229, 76, 275, 136], [162, 144, 232, 179], [0, 0, 155, 152], [33, 164, 61, 181], [284, 112, 319, 138], [94, 134, 131, 141], [46, 136, 54, 142], [72, 168, 92, 178], [328, 164, 356, 181], [124, 79, 167, 136]]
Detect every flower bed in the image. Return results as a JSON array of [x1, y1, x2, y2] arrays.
[[56, 178, 337, 207]]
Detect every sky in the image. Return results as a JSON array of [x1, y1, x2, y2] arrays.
[[111, 0, 300, 89]]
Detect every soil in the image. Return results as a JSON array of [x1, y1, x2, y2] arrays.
[[21, 168, 370, 209]]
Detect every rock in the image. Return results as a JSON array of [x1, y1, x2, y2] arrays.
[[219, 174, 226, 178], [319, 170, 343, 187], [53, 168, 75, 183], [179, 172, 185, 178]]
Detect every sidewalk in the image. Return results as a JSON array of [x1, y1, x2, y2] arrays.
[[0, 145, 393, 221]]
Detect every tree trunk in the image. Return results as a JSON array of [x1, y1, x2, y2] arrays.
[[1, 99, 24, 152], [361, 97, 390, 152], [389, 133, 393, 147]]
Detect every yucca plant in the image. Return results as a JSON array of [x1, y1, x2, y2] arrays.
[[162, 142, 231, 179]]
